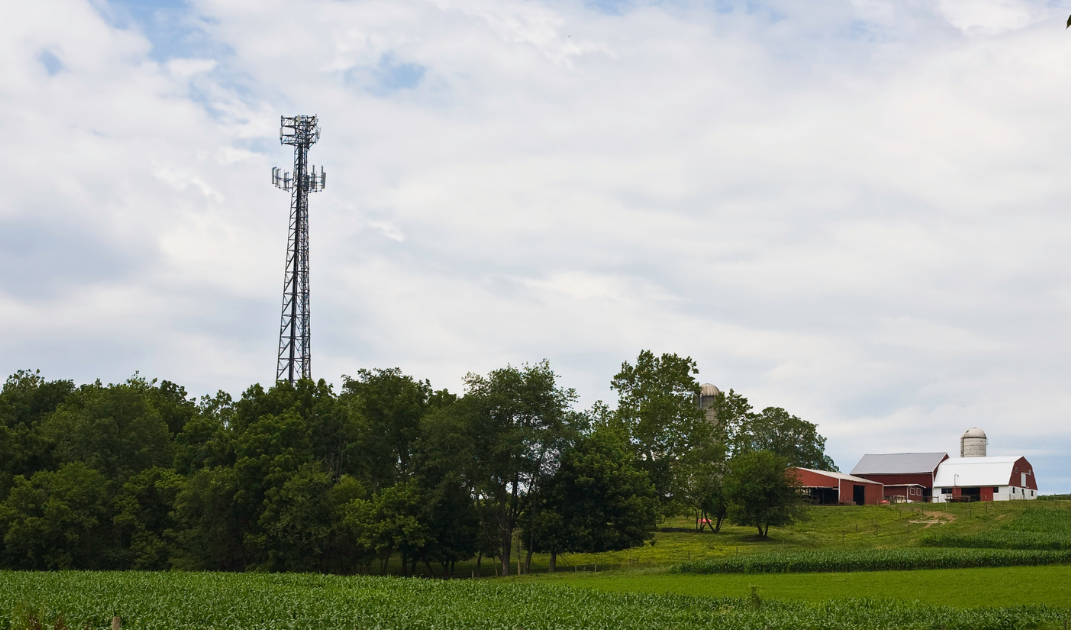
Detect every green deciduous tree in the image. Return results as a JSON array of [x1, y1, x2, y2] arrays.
[[723, 450, 804, 538], [0, 462, 109, 569], [733, 406, 837, 471], [679, 437, 729, 533], [0, 371, 74, 501], [0, 361, 840, 575], [111, 466, 183, 570], [341, 368, 434, 491], [525, 431, 658, 571], [340, 480, 429, 576], [455, 361, 577, 576], [705, 388, 837, 472], [255, 463, 334, 572], [610, 351, 708, 513], [173, 391, 234, 475], [171, 466, 247, 571], [150, 380, 197, 436], [42, 376, 173, 480]]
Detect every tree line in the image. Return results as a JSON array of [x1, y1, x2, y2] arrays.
[[0, 350, 835, 575]]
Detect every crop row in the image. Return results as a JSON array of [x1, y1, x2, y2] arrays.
[[919, 532, 1071, 550], [0, 571, 1069, 630], [671, 548, 1071, 574], [919, 507, 1071, 550]]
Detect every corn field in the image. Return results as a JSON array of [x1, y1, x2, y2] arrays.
[[671, 548, 1071, 574], [921, 508, 1071, 550], [0, 571, 1069, 630]]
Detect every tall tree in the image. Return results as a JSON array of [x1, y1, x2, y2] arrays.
[[342, 369, 434, 491], [339, 480, 428, 577], [41, 376, 173, 480], [0, 370, 74, 499], [457, 361, 577, 576], [173, 391, 234, 476], [524, 431, 658, 571], [678, 435, 729, 533], [110, 466, 183, 569], [149, 380, 197, 436], [733, 406, 837, 471], [255, 462, 335, 572], [171, 466, 247, 570], [723, 450, 804, 538], [610, 350, 707, 512], [0, 462, 109, 569]]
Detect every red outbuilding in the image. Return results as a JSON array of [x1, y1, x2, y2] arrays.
[[881, 484, 927, 503], [791, 468, 884, 505], [849, 452, 949, 502]]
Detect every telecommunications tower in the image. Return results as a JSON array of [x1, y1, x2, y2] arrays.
[[271, 115, 325, 384]]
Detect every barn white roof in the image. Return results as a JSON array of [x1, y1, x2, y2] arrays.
[[932, 456, 1024, 488], [850, 452, 948, 475]]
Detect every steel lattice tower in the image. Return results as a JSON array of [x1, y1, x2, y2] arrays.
[[272, 115, 325, 384]]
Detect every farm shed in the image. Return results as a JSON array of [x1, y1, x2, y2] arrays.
[[931, 456, 1038, 502], [791, 468, 884, 505], [849, 452, 948, 501], [882, 484, 927, 503]]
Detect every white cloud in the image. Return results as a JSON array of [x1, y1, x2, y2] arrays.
[[3, 0, 1071, 489], [935, 0, 1048, 35]]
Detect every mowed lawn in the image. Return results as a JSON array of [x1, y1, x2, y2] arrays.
[[538, 565, 1071, 607]]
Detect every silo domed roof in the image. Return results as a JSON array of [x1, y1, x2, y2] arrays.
[[700, 383, 721, 397], [962, 427, 987, 439]]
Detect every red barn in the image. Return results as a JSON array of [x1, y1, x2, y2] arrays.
[[849, 452, 948, 501], [881, 484, 927, 503], [791, 468, 884, 505], [932, 456, 1039, 502]]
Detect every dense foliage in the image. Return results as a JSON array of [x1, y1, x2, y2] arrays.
[[671, 548, 1071, 574], [0, 353, 834, 575], [1, 571, 1068, 630], [723, 450, 804, 537], [521, 431, 658, 571], [705, 388, 838, 472]]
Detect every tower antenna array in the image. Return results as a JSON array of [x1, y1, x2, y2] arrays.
[[272, 115, 325, 384]]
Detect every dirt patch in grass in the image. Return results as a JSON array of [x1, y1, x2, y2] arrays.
[[909, 511, 957, 528]]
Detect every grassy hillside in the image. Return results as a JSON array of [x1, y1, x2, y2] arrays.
[[272, 500, 1070, 578], [511, 500, 1071, 575], [528, 564, 1071, 607]]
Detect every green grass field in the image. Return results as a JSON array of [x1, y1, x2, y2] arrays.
[[513, 500, 1071, 574], [509, 501, 1071, 610], [332, 500, 1071, 577], [2, 502, 1069, 629], [531, 564, 1071, 606], [1, 570, 1069, 630]]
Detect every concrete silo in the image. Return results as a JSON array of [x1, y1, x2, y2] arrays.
[[699, 383, 721, 425], [960, 427, 987, 458]]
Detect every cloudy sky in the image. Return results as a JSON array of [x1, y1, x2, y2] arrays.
[[5, 0, 1071, 490]]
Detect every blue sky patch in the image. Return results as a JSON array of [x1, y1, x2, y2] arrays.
[[100, 0, 226, 63], [373, 55, 426, 93], [39, 51, 63, 76], [583, 0, 633, 15]]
